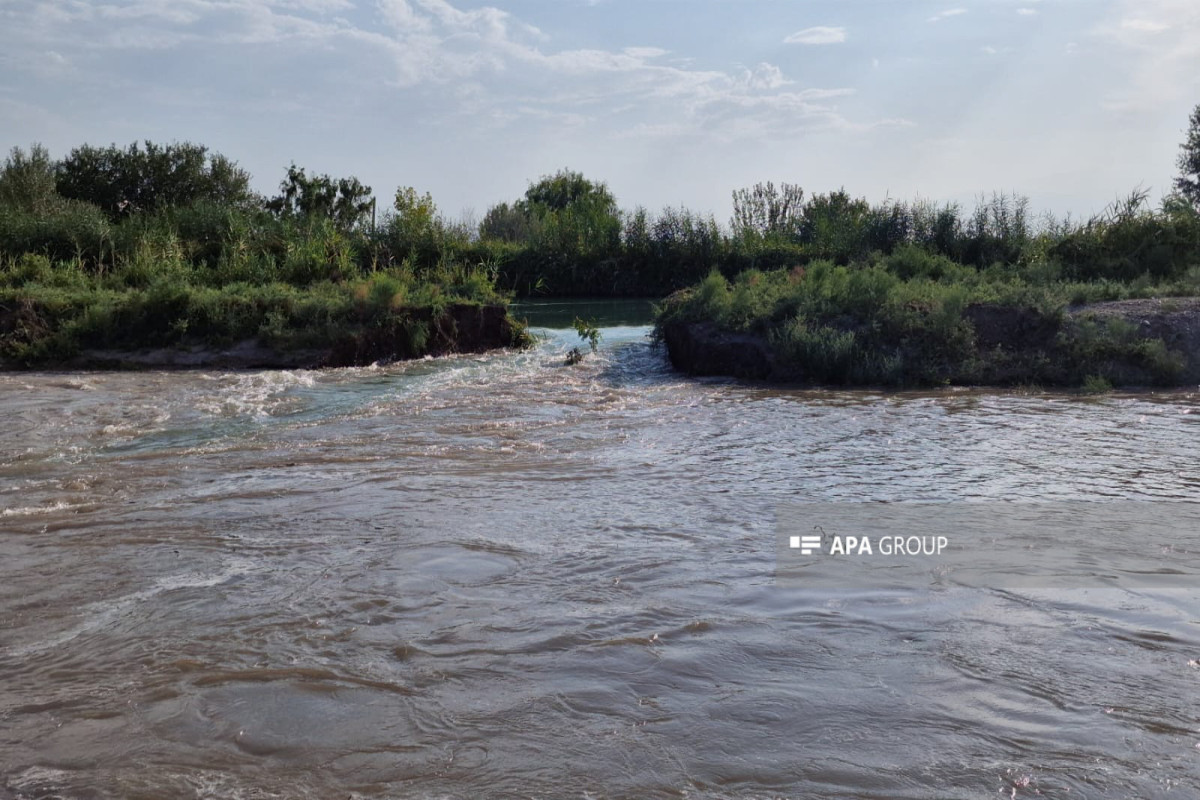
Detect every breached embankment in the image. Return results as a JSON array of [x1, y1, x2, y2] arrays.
[[661, 297, 1200, 387]]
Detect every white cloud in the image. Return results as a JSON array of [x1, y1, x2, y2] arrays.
[[928, 9, 967, 23], [412, 0, 540, 42], [273, 0, 355, 12], [98, 3, 203, 25], [0, 0, 909, 155], [362, 3, 886, 139], [739, 63, 789, 90], [1016, 8, 1038, 16], [379, 0, 433, 33], [623, 46, 668, 59], [1120, 18, 1169, 33], [784, 26, 846, 45]]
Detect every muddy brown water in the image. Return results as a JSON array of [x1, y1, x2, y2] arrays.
[[2, 300, 1199, 799]]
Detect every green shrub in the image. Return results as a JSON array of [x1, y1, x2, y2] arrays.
[[213, 249, 278, 286], [772, 316, 859, 383], [0, 200, 111, 268], [3, 253, 52, 285], [885, 244, 972, 281], [281, 219, 357, 285], [694, 270, 732, 323], [1061, 315, 1186, 386]]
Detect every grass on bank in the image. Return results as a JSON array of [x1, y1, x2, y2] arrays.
[[655, 245, 1200, 387], [0, 248, 518, 366]]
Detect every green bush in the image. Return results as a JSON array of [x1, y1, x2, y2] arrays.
[[0, 253, 90, 290], [884, 244, 973, 281], [2, 253, 52, 285], [1061, 315, 1186, 385], [0, 200, 111, 268], [281, 219, 357, 285], [771, 316, 859, 383], [0, 144, 58, 213]]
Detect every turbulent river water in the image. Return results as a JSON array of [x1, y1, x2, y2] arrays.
[[2, 299, 1199, 799]]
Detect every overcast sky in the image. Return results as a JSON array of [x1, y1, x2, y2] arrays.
[[2, 0, 1199, 224]]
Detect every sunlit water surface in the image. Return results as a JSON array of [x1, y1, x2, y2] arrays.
[[2, 299, 1199, 799]]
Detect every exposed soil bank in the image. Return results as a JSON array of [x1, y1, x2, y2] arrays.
[[661, 297, 1200, 387], [0, 303, 526, 370]]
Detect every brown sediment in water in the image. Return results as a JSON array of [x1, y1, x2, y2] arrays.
[[1, 323, 1198, 799]]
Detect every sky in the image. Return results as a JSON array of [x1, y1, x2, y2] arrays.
[[2, 0, 1199, 226]]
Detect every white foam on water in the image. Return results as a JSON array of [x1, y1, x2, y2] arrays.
[[98, 407, 173, 440], [0, 500, 75, 517], [183, 771, 296, 800], [8, 765, 77, 796], [194, 370, 317, 419]]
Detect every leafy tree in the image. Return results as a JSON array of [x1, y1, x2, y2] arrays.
[[649, 206, 722, 286], [56, 140, 253, 218], [265, 164, 373, 230], [799, 189, 871, 262], [480, 201, 537, 243], [481, 170, 622, 294], [519, 169, 621, 254], [479, 170, 619, 251], [391, 187, 439, 243], [1175, 103, 1200, 208], [0, 143, 59, 213], [731, 181, 805, 239], [519, 169, 617, 216], [381, 186, 445, 266]]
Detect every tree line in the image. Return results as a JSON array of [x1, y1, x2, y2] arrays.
[[3, 105, 1200, 298]]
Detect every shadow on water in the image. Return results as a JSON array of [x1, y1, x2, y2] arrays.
[[510, 297, 657, 329], [591, 334, 681, 388]]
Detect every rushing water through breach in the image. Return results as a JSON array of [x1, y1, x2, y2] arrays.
[[2, 299, 1199, 799]]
